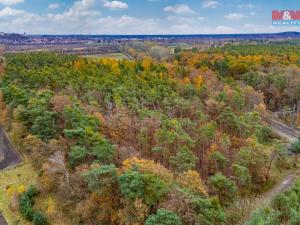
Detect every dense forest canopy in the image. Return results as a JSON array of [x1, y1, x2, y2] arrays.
[[0, 43, 299, 225]]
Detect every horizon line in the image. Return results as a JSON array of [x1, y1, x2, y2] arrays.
[[3, 31, 300, 36]]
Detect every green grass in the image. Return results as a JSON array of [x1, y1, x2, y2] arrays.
[[0, 161, 37, 225], [226, 156, 300, 225], [81, 52, 129, 60]]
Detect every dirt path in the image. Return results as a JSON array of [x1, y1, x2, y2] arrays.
[[240, 173, 298, 225], [0, 126, 21, 225], [0, 214, 7, 225], [0, 126, 21, 170], [262, 174, 296, 205]]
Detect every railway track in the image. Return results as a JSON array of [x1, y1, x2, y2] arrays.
[[270, 119, 300, 142]]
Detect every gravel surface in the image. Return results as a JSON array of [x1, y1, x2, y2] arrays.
[[0, 126, 21, 170], [0, 126, 21, 225], [0, 214, 7, 225]]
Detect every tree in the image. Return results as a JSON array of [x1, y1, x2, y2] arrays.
[[82, 165, 120, 224], [31, 111, 58, 142], [0, 91, 8, 127], [232, 163, 251, 191], [217, 107, 240, 135], [177, 170, 207, 196], [158, 188, 197, 225], [266, 140, 286, 181], [291, 140, 300, 167], [118, 170, 145, 200], [193, 197, 227, 225], [82, 164, 118, 194], [237, 138, 269, 189], [154, 118, 194, 166], [118, 198, 149, 225], [68, 146, 87, 167], [169, 146, 197, 172], [122, 157, 174, 185], [90, 140, 115, 163], [208, 151, 227, 174], [208, 173, 237, 204], [145, 208, 182, 225], [45, 151, 70, 185], [143, 173, 168, 206]]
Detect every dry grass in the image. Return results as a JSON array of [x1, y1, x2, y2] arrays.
[[226, 195, 269, 225], [0, 161, 37, 225], [226, 159, 300, 225]]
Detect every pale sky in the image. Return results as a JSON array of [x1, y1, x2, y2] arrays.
[[0, 0, 299, 34]]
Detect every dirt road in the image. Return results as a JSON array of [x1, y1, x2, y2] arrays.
[[0, 126, 21, 170], [241, 173, 297, 225], [0, 214, 7, 225], [0, 126, 21, 225]]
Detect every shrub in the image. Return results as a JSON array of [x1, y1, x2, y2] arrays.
[[118, 170, 145, 200], [33, 211, 49, 225], [82, 164, 118, 193], [208, 173, 237, 204], [19, 186, 49, 224], [177, 170, 207, 196], [143, 173, 168, 206], [209, 151, 227, 172], [272, 191, 299, 220], [245, 208, 280, 225], [232, 163, 251, 189], [290, 209, 300, 225], [68, 145, 87, 167], [193, 196, 227, 225], [291, 140, 300, 154], [169, 146, 197, 172], [19, 194, 34, 220], [31, 111, 58, 142], [26, 185, 38, 198], [19, 185, 38, 220], [145, 208, 182, 225], [91, 140, 115, 163]]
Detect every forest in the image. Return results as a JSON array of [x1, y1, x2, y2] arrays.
[[0, 42, 300, 225]]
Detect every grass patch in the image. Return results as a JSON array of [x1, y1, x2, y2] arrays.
[[226, 156, 300, 225], [81, 52, 129, 60], [0, 161, 37, 225], [0, 161, 74, 225]]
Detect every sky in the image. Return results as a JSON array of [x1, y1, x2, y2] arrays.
[[0, 0, 299, 34]]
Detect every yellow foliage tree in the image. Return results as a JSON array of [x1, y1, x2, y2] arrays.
[[141, 57, 152, 70], [122, 157, 173, 184], [177, 170, 207, 196], [193, 75, 204, 88]]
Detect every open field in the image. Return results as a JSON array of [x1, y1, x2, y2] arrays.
[[81, 52, 130, 59]]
